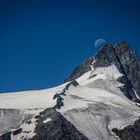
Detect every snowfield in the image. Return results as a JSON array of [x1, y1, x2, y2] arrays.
[[0, 84, 66, 111], [0, 64, 140, 140]]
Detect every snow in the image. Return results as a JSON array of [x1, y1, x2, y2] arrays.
[[0, 65, 122, 112], [11, 116, 37, 140], [60, 85, 139, 113], [134, 89, 140, 100], [43, 118, 52, 123], [58, 64, 140, 140], [77, 71, 106, 86], [59, 84, 140, 140], [77, 64, 123, 86], [0, 84, 66, 112]]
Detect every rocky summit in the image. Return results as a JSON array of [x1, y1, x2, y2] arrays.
[[0, 41, 140, 140], [65, 41, 140, 102]]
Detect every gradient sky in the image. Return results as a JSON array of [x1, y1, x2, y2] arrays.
[[0, 0, 140, 93]]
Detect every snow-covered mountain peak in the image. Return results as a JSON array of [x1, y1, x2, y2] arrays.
[[0, 41, 140, 140]]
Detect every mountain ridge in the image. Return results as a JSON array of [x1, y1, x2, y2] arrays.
[[65, 41, 140, 102]]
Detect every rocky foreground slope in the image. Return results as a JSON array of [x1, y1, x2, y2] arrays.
[[0, 41, 140, 140]]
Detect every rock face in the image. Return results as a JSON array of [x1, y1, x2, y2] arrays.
[[53, 79, 79, 109], [64, 58, 93, 82], [0, 132, 11, 140], [0, 108, 88, 140], [112, 118, 140, 140], [115, 41, 140, 97], [30, 108, 88, 140], [65, 41, 140, 101]]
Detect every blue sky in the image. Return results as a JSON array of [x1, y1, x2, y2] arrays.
[[0, 0, 140, 93]]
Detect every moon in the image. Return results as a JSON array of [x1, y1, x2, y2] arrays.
[[95, 39, 106, 48]]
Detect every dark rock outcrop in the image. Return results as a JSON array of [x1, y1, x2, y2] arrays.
[[55, 97, 64, 109], [53, 93, 64, 109], [0, 108, 89, 140], [53, 79, 79, 109], [30, 108, 88, 140], [53, 93, 63, 100], [64, 58, 93, 82], [0, 132, 11, 140], [94, 43, 138, 101], [115, 41, 140, 97], [13, 128, 22, 135], [59, 91, 66, 96], [64, 43, 116, 82], [64, 79, 79, 92], [112, 117, 140, 140]]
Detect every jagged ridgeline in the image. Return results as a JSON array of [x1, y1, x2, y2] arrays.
[[0, 41, 140, 140], [65, 41, 140, 102]]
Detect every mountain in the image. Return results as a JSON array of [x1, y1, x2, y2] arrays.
[[0, 41, 140, 140], [65, 41, 140, 102]]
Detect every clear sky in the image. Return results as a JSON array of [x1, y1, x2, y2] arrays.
[[0, 0, 140, 93]]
